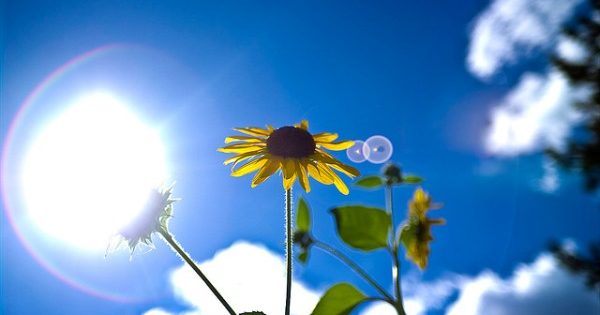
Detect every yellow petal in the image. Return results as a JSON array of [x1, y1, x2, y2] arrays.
[[327, 162, 360, 178], [296, 161, 311, 193], [307, 162, 334, 184], [281, 159, 298, 190], [331, 175, 349, 195], [283, 174, 297, 190], [313, 132, 338, 143], [318, 140, 355, 151], [295, 120, 309, 130], [317, 163, 349, 195], [314, 151, 360, 177], [223, 150, 265, 165], [409, 187, 431, 217], [225, 136, 264, 143], [404, 220, 434, 269], [414, 188, 429, 204], [282, 159, 296, 180], [428, 218, 445, 225], [231, 157, 268, 177], [251, 159, 281, 187], [233, 127, 272, 137], [218, 143, 265, 153]]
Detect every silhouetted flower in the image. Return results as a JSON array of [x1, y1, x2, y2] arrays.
[[117, 184, 177, 253]]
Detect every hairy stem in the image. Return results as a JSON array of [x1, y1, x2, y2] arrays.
[[160, 230, 236, 315], [386, 184, 406, 315], [284, 188, 293, 315], [313, 240, 395, 303]]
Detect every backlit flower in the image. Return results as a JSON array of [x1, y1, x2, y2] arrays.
[[117, 184, 177, 253], [218, 120, 359, 194], [400, 187, 444, 269]]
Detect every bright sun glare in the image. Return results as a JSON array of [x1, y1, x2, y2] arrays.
[[21, 92, 168, 251]]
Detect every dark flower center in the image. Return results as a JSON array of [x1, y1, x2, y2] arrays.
[[267, 126, 316, 158]]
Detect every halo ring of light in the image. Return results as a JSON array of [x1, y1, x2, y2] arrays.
[[0, 44, 185, 302]]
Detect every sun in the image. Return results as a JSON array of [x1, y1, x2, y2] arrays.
[[20, 92, 168, 251]]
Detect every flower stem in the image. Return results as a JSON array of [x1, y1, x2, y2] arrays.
[[313, 239, 395, 303], [159, 230, 236, 315], [386, 184, 406, 315], [284, 188, 293, 315]]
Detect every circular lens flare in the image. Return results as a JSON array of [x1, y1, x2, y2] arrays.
[[364, 135, 393, 164], [21, 92, 167, 251], [346, 140, 367, 163]]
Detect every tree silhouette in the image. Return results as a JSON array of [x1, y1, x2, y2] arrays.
[[549, 241, 600, 293], [546, 0, 600, 191], [545, 0, 600, 298]]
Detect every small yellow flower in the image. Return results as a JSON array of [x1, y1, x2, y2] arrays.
[[218, 120, 359, 194], [400, 187, 444, 269], [118, 184, 177, 252]]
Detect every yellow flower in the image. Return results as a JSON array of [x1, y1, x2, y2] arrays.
[[218, 120, 360, 194], [400, 187, 444, 269]]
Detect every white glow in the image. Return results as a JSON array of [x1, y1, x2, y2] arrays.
[[21, 92, 168, 251]]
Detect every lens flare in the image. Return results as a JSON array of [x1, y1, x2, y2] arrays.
[[346, 140, 367, 163], [21, 92, 167, 251], [364, 135, 393, 164], [1, 44, 194, 302]]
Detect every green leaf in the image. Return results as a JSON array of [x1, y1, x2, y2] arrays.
[[354, 176, 384, 189], [296, 197, 311, 232], [311, 283, 367, 315], [331, 205, 391, 251], [402, 174, 423, 184]]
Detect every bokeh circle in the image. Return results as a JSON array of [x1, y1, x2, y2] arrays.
[[346, 140, 368, 163], [363, 135, 393, 164]]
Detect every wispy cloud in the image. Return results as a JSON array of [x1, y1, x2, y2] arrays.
[[467, 0, 581, 79], [364, 252, 599, 315], [144, 241, 599, 315], [539, 158, 559, 193], [361, 273, 461, 315], [446, 253, 600, 315], [555, 34, 589, 63], [144, 241, 321, 315], [472, 0, 593, 192], [484, 70, 583, 156], [143, 309, 178, 315]]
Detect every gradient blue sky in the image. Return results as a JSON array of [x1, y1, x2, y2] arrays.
[[2, 1, 599, 314]]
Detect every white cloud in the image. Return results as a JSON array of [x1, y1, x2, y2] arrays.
[[355, 252, 600, 315], [467, 0, 581, 78], [144, 241, 321, 315], [539, 158, 559, 193], [143, 242, 599, 315], [360, 298, 428, 315], [556, 35, 589, 63], [484, 70, 585, 156], [446, 254, 600, 315], [361, 301, 399, 315]]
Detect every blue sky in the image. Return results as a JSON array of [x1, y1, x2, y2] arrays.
[[1, 1, 599, 314]]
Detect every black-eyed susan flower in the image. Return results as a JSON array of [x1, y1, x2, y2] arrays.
[[117, 184, 177, 253], [400, 187, 444, 269], [219, 120, 360, 315], [218, 120, 359, 194]]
